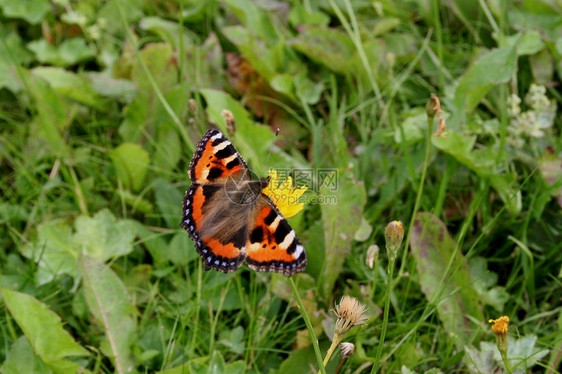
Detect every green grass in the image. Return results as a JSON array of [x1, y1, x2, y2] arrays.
[[1, 0, 562, 373]]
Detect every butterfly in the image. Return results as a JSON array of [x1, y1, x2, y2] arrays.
[[181, 129, 307, 276]]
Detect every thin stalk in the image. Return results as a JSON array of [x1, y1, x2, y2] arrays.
[[289, 277, 326, 374], [319, 336, 341, 373], [500, 350, 513, 374], [371, 259, 396, 373]]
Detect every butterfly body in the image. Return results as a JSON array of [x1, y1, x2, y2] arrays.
[[181, 129, 306, 276]]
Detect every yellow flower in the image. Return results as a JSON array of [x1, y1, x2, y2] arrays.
[[334, 296, 368, 337], [262, 169, 307, 218], [489, 316, 510, 353]]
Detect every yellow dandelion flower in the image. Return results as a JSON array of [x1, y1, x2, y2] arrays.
[[262, 169, 307, 218], [489, 316, 512, 372], [489, 316, 509, 336]]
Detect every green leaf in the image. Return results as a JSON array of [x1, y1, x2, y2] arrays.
[[109, 142, 151, 192], [221, 0, 278, 45], [207, 351, 226, 374], [294, 73, 324, 104], [131, 43, 176, 94], [78, 256, 137, 374], [0, 289, 88, 364], [453, 46, 517, 121], [409, 212, 483, 349], [0, 0, 51, 24], [289, 27, 355, 74], [168, 232, 196, 266], [288, 4, 330, 27], [1, 336, 51, 374], [27, 38, 94, 67], [73, 209, 135, 260], [504, 30, 545, 56], [31, 67, 106, 110], [0, 32, 32, 92], [319, 169, 366, 299], [20, 222, 78, 285], [469, 257, 509, 311], [153, 178, 183, 229], [221, 25, 278, 81], [27, 72, 70, 157]]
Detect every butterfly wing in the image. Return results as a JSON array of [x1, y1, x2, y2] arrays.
[[182, 184, 247, 272], [181, 129, 251, 273], [188, 128, 248, 184], [245, 196, 306, 276]]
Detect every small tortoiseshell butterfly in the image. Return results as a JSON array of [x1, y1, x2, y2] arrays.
[[181, 129, 306, 276]]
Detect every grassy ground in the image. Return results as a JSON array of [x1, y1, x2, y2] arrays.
[[1, 0, 562, 373]]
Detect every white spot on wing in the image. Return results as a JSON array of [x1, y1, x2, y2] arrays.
[[279, 230, 296, 250], [293, 244, 304, 258], [213, 140, 230, 151]]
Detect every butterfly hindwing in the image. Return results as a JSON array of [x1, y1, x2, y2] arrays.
[[189, 129, 248, 183], [181, 184, 246, 272], [245, 197, 306, 276]]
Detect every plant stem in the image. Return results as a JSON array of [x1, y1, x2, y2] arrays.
[[318, 335, 341, 373], [371, 258, 396, 373], [500, 350, 513, 374], [289, 277, 326, 374]]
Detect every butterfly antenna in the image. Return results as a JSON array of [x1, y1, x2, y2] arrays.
[[262, 128, 280, 175]]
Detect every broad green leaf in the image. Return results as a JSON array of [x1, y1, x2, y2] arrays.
[[1, 336, 51, 374], [78, 256, 137, 374], [119, 95, 150, 143], [289, 27, 355, 74], [20, 222, 78, 285], [410, 212, 483, 348], [131, 221, 169, 265], [270, 341, 333, 374], [319, 169, 366, 299], [73, 209, 135, 260], [221, 25, 277, 80], [207, 351, 225, 374], [530, 48, 554, 84], [469, 257, 509, 311], [131, 43, 176, 94], [153, 178, 183, 229], [288, 4, 329, 27], [0, 33, 32, 92], [476, 336, 549, 372], [0, 0, 50, 24], [87, 72, 137, 103], [0, 289, 88, 363], [27, 73, 69, 156], [294, 73, 324, 105], [222, 0, 278, 45], [27, 38, 94, 67], [504, 31, 545, 55], [31, 67, 105, 110], [109, 142, 151, 192], [168, 232, 197, 266], [453, 46, 517, 121], [21, 211, 135, 285]]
